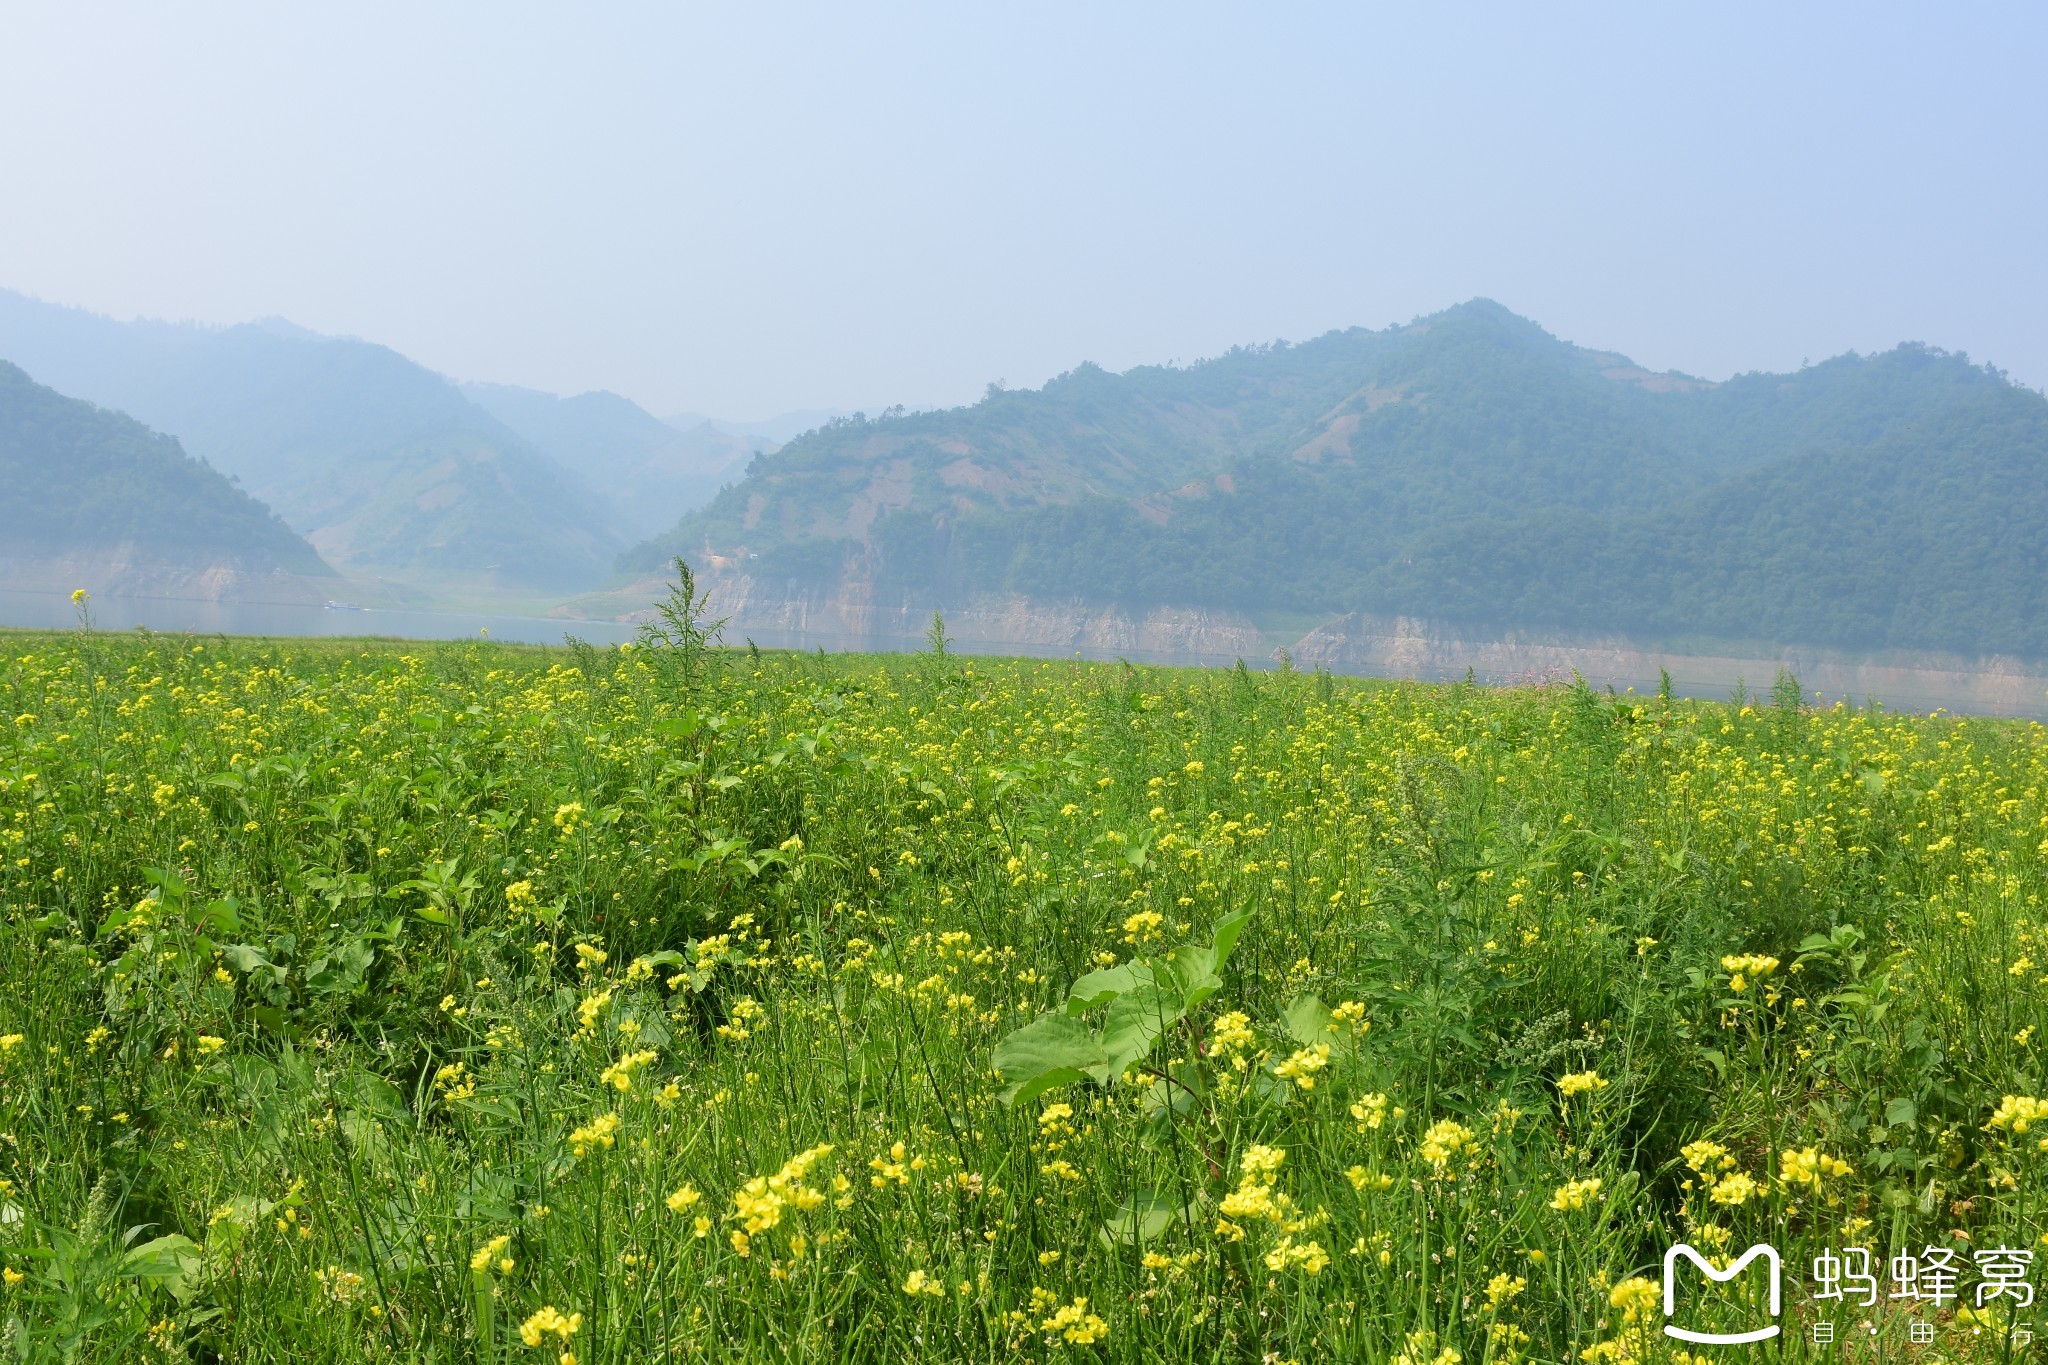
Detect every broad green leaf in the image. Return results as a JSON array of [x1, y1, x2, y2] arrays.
[[1100, 986, 1185, 1079], [1885, 1097, 1918, 1127], [993, 1013, 1109, 1106], [1209, 910, 1252, 973], [221, 943, 274, 973], [306, 940, 375, 995], [1167, 910, 1254, 1010], [1139, 1074, 1202, 1124], [1066, 962, 1153, 1014], [121, 1233, 203, 1300], [656, 711, 702, 740], [143, 866, 191, 902], [196, 897, 240, 934], [1098, 1189, 1191, 1247], [1282, 993, 1334, 1047], [1159, 943, 1215, 998], [1251, 1070, 1292, 1106]]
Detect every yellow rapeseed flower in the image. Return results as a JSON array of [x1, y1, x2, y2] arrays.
[[1120, 910, 1164, 944], [1608, 1275, 1660, 1323], [574, 989, 612, 1032], [1392, 1327, 1461, 1365], [732, 1145, 835, 1237], [1778, 1147, 1852, 1187], [1038, 1296, 1108, 1344], [1549, 1178, 1603, 1212], [1990, 1095, 2048, 1134], [1557, 1070, 1607, 1098], [1207, 1012, 1255, 1057], [1274, 1042, 1333, 1090], [1419, 1120, 1474, 1170], [470, 1234, 514, 1275], [519, 1306, 582, 1347], [598, 1049, 657, 1092], [1709, 1172, 1762, 1205], [1720, 953, 1780, 993], [567, 1114, 620, 1157], [1351, 1093, 1390, 1130], [1680, 1139, 1735, 1174]]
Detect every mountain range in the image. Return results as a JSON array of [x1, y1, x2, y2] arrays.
[[627, 300, 2048, 660], [8, 286, 2046, 664], [0, 290, 782, 592]]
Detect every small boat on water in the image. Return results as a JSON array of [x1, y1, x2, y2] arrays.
[[324, 601, 366, 611]]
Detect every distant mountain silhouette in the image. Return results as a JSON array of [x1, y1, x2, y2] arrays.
[[0, 290, 618, 589], [462, 384, 755, 542]]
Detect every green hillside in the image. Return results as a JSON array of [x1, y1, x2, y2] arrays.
[[0, 291, 620, 589], [1365, 385, 2048, 657], [623, 300, 2025, 657], [0, 360, 330, 575]]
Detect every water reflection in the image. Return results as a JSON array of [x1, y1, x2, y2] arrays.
[[0, 588, 635, 646], [5, 587, 2041, 720]]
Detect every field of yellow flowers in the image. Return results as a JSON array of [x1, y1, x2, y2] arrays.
[[3, 618, 2048, 1361]]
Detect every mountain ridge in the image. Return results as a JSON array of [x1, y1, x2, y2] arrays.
[[0, 290, 623, 589], [622, 299, 2031, 659]]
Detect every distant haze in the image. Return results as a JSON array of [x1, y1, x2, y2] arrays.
[[0, 5, 2043, 415]]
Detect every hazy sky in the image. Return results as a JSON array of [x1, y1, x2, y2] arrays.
[[2, 4, 2042, 418]]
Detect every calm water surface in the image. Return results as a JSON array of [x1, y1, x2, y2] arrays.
[[0, 588, 635, 646]]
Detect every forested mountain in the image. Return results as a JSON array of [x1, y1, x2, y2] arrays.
[[462, 383, 757, 541], [0, 360, 331, 585], [1366, 385, 2048, 657], [0, 291, 620, 588], [625, 299, 2036, 658]]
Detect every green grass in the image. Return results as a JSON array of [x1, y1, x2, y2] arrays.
[[2, 630, 2046, 1361]]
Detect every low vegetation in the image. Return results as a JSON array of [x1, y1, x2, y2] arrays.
[[3, 606, 2047, 1359]]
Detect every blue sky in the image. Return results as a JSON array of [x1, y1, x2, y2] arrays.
[[1, 3, 2040, 417]]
